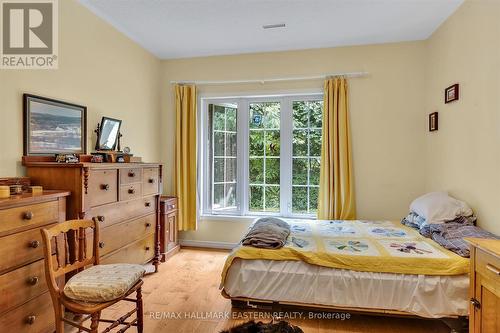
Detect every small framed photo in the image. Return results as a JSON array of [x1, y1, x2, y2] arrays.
[[429, 112, 438, 132], [23, 94, 87, 156], [445, 84, 459, 103]]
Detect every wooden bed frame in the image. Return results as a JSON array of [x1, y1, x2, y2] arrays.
[[221, 289, 468, 332]]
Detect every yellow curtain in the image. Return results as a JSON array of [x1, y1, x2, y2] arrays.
[[174, 84, 197, 231], [318, 77, 356, 220]]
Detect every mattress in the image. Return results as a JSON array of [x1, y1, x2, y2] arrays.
[[223, 258, 469, 318]]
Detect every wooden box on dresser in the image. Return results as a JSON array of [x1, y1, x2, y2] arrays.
[[0, 191, 69, 333], [23, 159, 163, 271], [466, 238, 500, 333], [159, 196, 180, 261]]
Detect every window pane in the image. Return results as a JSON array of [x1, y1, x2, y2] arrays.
[[292, 101, 308, 128], [249, 158, 264, 184], [309, 158, 320, 186], [249, 104, 263, 129], [226, 107, 237, 131], [265, 186, 280, 212], [214, 158, 224, 182], [249, 130, 264, 156], [309, 187, 319, 213], [225, 158, 236, 182], [225, 183, 236, 207], [265, 158, 280, 184], [262, 102, 280, 129], [292, 158, 308, 185], [309, 129, 322, 157], [249, 186, 264, 211], [226, 133, 237, 156], [214, 132, 224, 156], [292, 186, 308, 213], [309, 101, 324, 128], [213, 105, 225, 130], [293, 130, 307, 156], [213, 184, 224, 209], [265, 130, 280, 156]]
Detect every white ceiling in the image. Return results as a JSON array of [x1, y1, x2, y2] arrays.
[[79, 0, 464, 59]]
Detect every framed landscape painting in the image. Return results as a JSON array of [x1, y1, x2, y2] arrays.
[[23, 94, 87, 156]]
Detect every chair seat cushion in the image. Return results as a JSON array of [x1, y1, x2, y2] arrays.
[[63, 264, 145, 303]]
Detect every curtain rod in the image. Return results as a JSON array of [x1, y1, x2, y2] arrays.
[[170, 71, 368, 86]]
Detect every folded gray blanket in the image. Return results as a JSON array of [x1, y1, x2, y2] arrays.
[[242, 217, 290, 249]]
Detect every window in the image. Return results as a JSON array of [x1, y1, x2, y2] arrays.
[[202, 95, 323, 218]]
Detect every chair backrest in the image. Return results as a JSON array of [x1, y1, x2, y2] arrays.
[[40, 218, 100, 295]]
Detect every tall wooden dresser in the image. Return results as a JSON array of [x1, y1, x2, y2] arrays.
[[23, 161, 162, 271], [0, 191, 69, 333], [466, 238, 500, 333]]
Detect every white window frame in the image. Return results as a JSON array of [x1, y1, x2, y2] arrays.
[[199, 93, 323, 219]]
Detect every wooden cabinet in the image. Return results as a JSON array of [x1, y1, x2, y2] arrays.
[[466, 238, 500, 333], [0, 191, 68, 333], [160, 196, 180, 261], [24, 160, 162, 271]]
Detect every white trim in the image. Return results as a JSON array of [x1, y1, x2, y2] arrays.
[[180, 240, 237, 250]]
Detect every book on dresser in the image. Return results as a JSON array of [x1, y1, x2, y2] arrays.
[[23, 158, 163, 272], [0, 190, 69, 333]]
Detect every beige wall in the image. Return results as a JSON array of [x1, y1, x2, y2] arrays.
[[0, 0, 162, 177], [424, 0, 500, 234], [161, 42, 428, 243]]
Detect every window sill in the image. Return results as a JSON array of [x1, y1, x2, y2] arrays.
[[199, 214, 316, 222]]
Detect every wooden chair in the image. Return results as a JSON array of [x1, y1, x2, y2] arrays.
[[40, 218, 144, 333]]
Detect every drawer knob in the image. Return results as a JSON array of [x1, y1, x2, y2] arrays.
[[145, 246, 150, 251], [128, 188, 135, 194], [486, 264, 500, 275], [99, 242, 105, 248], [23, 211, 34, 220], [145, 222, 152, 228], [101, 184, 110, 191], [128, 171, 136, 177], [145, 202, 151, 207], [29, 240, 40, 248], [27, 276, 39, 285], [148, 178, 155, 184], [470, 298, 481, 310], [26, 315, 36, 325], [96, 215, 105, 223]]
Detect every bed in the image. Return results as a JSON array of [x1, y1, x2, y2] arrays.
[[220, 219, 470, 320]]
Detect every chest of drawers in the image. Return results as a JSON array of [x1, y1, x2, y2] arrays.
[[466, 238, 500, 333], [0, 191, 68, 333], [24, 161, 162, 272]]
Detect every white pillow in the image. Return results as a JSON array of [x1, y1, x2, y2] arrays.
[[410, 192, 473, 224]]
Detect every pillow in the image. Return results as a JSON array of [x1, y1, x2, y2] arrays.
[[410, 192, 473, 225]]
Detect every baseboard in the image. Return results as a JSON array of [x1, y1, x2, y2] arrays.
[[180, 239, 237, 250]]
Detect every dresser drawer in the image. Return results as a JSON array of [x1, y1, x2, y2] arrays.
[[96, 214, 156, 256], [143, 168, 159, 195], [88, 169, 118, 207], [120, 168, 143, 185], [0, 291, 54, 333], [88, 196, 156, 229], [476, 249, 500, 286], [0, 225, 55, 274], [0, 259, 48, 314], [101, 233, 155, 265], [120, 183, 142, 201], [0, 200, 59, 236]]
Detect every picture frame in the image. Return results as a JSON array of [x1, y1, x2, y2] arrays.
[[23, 94, 87, 156], [445, 84, 459, 104], [429, 112, 438, 132]]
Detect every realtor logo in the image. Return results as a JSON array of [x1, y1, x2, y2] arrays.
[[1, 0, 58, 69]]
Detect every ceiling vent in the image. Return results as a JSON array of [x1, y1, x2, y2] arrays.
[[262, 23, 286, 30]]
